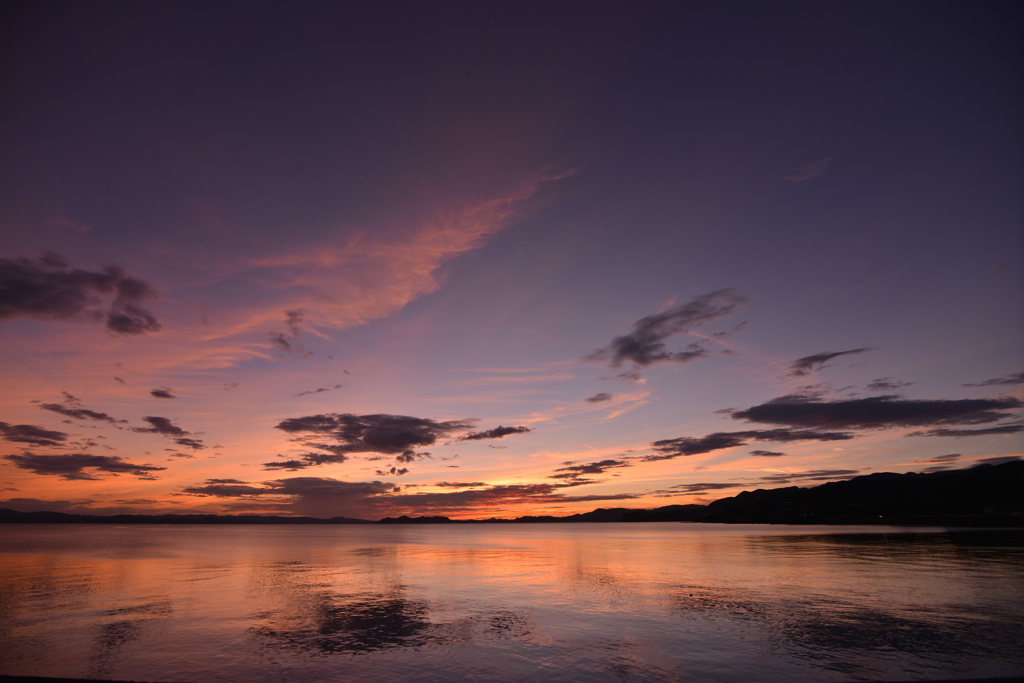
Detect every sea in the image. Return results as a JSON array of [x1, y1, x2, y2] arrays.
[[0, 523, 1021, 683]]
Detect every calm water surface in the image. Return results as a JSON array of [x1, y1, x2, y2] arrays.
[[0, 523, 1021, 683]]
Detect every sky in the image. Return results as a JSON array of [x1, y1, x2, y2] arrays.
[[1, 1, 1021, 520]]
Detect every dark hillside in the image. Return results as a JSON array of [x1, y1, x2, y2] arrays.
[[703, 461, 1023, 525], [1, 462, 1019, 526]]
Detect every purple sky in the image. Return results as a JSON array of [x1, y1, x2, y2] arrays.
[[1, 1, 1021, 519]]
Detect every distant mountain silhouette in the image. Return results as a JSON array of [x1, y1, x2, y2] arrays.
[[511, 505, 707, 523], [700, 460, 1023, 526], [1, 462, 1020, 527], [0, 511, 373, 525], [378, 515, 454, 524]]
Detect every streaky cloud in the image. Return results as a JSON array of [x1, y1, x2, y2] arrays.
[[758, 469, 860, 484], [550, 458, 633, 479], [0, 421, 68, 447], [866, 377, 913, 391], [916, 453, 961, 463], [293, 384, 344, 397], [787, 348, 873, 377], [38, 402, 121, 423], [732, 394, 1022, 430], [459, 425, 531, 441], [669, 482, 737, 493], [241, 177, 556, 334], [132, 416, 206, 450], [261, 460, 312, 471], [782, 157, 831, 182], [183, 477, 397, 518], [964, 371, 1024, 387], [586, 289, 746, 369], [180, 477, 642, 518], [907, 425, 1023, 438], [647, 428, 852, 460], [4, 452, 166, 480]]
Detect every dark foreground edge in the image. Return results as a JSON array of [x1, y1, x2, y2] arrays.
[[3, 676, 1023, 683]]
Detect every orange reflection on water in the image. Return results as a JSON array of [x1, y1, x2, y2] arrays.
[[1, 523, 1022, 683]]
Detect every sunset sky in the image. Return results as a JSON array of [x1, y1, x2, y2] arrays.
[[1, 1, 1021, 520]]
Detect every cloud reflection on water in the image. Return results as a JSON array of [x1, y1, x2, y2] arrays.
[[669, 584, 1023, 679], [246, 558, 533, 657], [0, 525, 1022, 682], [253, 593, 436, 654]]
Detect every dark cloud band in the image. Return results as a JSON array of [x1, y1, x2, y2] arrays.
[[39, 403, 120, 423], [648, 428, 852, 460], [732, 394, 1022, 430], [271, 413, 480, 470], [907, 425, 1023, 438], [964, 371, 1024, 387], [460, 425, 531, 441], [4, 453, 166, 480], [551, 458, 632, 479], [0, 421, 69, 447], [0, 253, 161, 335]]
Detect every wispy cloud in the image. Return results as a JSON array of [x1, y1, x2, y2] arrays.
[[45, 215, 92, 232], [915, 453, 961, 463], [586, 289, 746, 370], [865, 378, 912, 391], [268, 309, 307, 354], [668, 482, 738, 494], [293, 384, 344, 397], [782, 158, 831, 182], [787, 348, 873, 377], [512, 390, 652, 424], [964, 371, 1024, 387], [549, 458, 634, 480], [181, 475, 640, 519], [132, 416, 206, 450], [462, 370, 575, 385], [38, 392, 124, 423], [907, 425, 1023, 438], [4, 453, 166, 480], [239, 177, 556, 333], [756, 468, 859, 484]]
